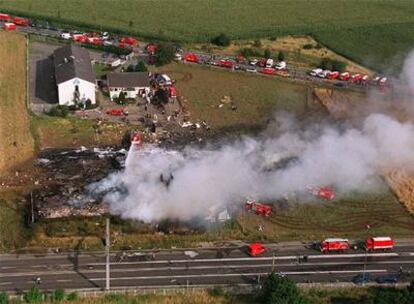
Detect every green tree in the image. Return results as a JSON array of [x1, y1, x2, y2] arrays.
[[264, 49, 272, 59], [331, 59, 347, 72], [50, 288, 65, 302], [0, 292, 8, 304], [278, 51, 285, 62], [23, 286, 43, 303], [135, 61, 148, 72], [260, 273, 309, 304], [126, 64, 135, 72], [155, 42, 176, 66], [211, 33, 231, 47], [66, 292, 79, 301]]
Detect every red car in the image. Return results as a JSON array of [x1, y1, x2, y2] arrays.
[[184, 53, 199, 63], [260, 67, 275, 75], [248, 243, 266, 256], [106, 109, 126, 116]]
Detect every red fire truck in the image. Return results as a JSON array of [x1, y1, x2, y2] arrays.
[[12, 16, 29, 26], [245, 200, 272, 217], [0, 13, 10, 22], [306, 185, 336, 200], [320, 238, 350, 253], [131, 131, 142, 148], [365, 237, 394, 251], [219, 59, 234, 69]]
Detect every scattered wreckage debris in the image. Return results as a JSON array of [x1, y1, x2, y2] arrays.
[[32, 147, 128, 219]]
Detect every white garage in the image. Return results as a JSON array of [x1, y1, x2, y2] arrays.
[[54, 45, 96, 106]]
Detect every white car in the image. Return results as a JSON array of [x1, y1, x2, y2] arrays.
[[318, 70, 331, 78], [60, 32, 71, 39], [249, 59, 259, 66], [310, 68, 323, 77], [103, 40, 113, 46], [102, 32, 109, 40], [245, 67, 257, 73], [266, 58, 274, 68], [275, 61, 287, 70]]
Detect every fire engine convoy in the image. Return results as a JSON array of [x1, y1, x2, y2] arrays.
[[320, 237, 395, 253]]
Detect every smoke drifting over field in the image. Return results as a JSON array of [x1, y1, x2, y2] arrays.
[[88, 51, 414, 223]]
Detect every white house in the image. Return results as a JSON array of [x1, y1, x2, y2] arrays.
[[107, 72, 151, 101], [54, 45, 96, 106]]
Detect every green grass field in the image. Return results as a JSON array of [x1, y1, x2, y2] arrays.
[[152, 62, 313, 133], [1, 0, 414, 73]]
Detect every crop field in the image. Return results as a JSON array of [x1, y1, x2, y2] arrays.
[[1, 0, 414, 72]]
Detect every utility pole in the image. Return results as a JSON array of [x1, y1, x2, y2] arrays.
[[272, 252, 275, 272], [105, 217, 110, 291], [30, 191, 34, 224]]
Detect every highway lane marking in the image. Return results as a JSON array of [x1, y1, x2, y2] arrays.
[[64, 252, 400, 267], [0, 267, 15, 270], [0, 282, 11, 286], [88, 269, 389, 282], [56, 279, 72, 283], [2, 259, 413, 278], [0, 251, 402, 262]]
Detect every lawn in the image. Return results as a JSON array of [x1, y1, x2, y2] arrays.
[[1, 0, 413, 73], [31, 115, 136, 149]]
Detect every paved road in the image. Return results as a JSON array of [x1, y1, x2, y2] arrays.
[[0, 22, 380, 93], [2, 242, 413, 294]]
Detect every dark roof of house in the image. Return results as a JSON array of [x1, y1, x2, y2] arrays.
[[107, 72, 150, 88], [53, 45, 95, 84]]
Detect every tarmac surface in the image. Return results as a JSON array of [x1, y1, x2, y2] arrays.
[[1, 241, 414, 294]]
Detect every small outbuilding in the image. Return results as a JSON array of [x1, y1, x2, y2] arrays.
[[107, 72, 151, 101]]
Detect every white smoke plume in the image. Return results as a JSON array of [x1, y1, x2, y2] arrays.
[[88, 51, 414, 223]]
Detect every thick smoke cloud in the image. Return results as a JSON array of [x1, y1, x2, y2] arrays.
[[88, 51, 414, 223]]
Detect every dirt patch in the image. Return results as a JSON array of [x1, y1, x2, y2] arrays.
[[0, 32, 34, 174]]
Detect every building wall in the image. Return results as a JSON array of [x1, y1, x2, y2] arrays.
[[58, 78, 96, 106], [109, 86, 150, 101]]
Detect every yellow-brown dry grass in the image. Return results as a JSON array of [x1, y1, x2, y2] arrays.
[[40, 291, 232, 304], [0, 31, 34, 174], [385, 169, 414, 214]]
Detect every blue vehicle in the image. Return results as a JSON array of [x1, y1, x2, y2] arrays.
[[375, 275, 398, 284], [352, 273, 370, 285]]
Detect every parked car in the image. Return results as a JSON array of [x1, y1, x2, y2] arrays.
[[352, 273, 370, 285], [60, 32, 71, 39], [310, 68, 323, 77], [245, 67, 257, 73], [249, 59, 259, 66], [375, 275, 398, 284]]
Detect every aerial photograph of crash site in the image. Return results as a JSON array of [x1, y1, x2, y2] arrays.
[[1, 1, 414, 303]]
